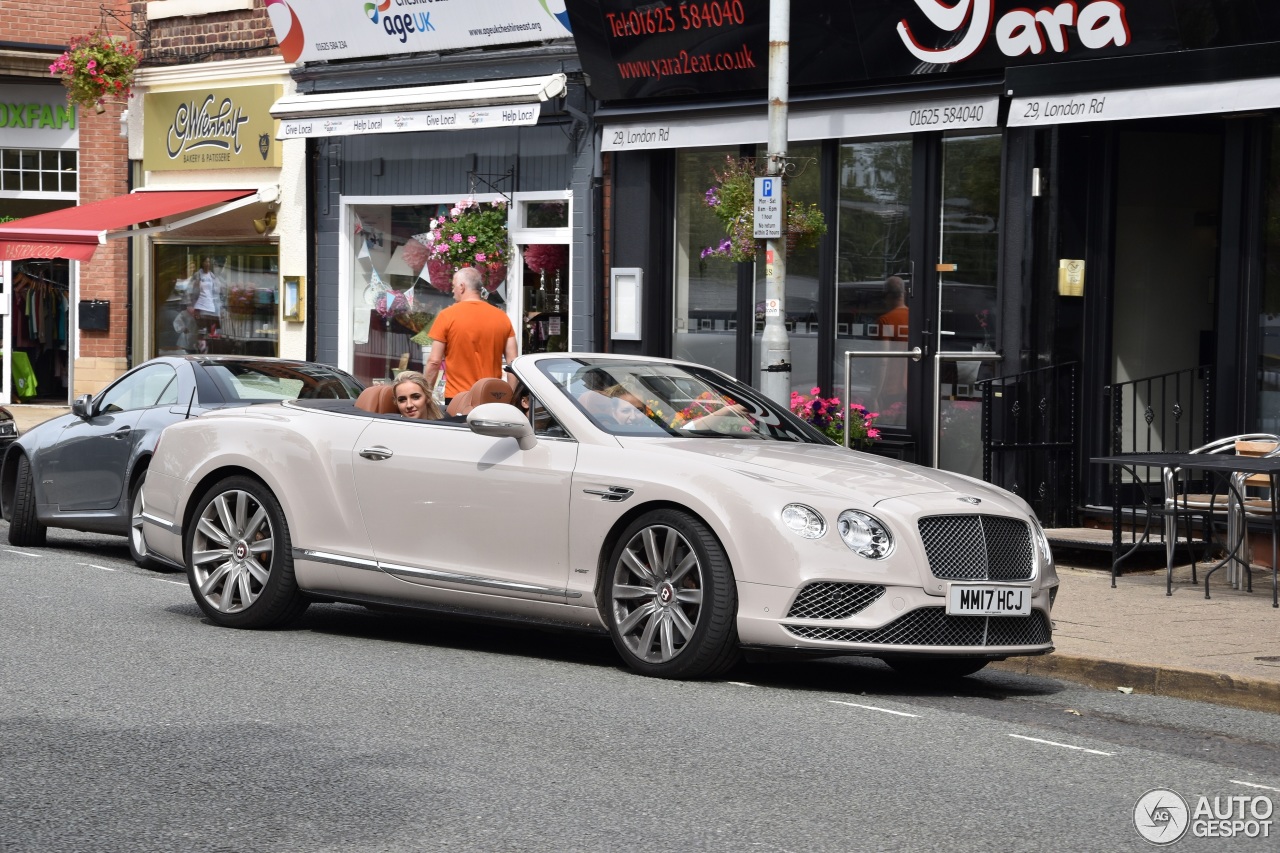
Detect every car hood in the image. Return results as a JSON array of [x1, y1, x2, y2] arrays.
[[619, 438, 1023, 508]]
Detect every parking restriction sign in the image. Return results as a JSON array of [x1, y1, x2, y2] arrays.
[[754, 177, 782, 239]]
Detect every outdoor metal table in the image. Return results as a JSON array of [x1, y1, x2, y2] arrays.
[[1093, 452, 1280, 607]]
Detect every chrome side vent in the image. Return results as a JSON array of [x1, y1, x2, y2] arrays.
[[582, 486, 634, 502]]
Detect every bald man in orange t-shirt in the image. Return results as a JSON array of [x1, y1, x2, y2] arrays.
[[423, 267, 518, 404]]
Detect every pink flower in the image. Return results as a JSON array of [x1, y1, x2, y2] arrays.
[[451, 233, 463, 243], [475, 252, 487, 263], [811, 387, 821, 395], [450, 207, 461, 217], [467, 235, 477, 244]]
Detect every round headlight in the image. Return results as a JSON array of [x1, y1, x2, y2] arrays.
[[781, 503, 826, 539], [837, 510, 893, 559]]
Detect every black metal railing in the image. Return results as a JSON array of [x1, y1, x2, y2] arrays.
[[979, 362, 1078, 528], [1104, 366, 1212, 458]]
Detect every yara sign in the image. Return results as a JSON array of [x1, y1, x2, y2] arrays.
[[898, 0, 1130, 62]]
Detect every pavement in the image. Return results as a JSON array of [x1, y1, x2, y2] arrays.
[[4, 402, 1278, 713]]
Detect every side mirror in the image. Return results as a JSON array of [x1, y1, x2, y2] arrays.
[[467, 402, 536, 450], [72, 394, 94, 419]]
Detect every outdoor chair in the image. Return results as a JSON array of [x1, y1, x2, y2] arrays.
[[1160, 433, 1280, 589], [1228, 439, 1280, 595]]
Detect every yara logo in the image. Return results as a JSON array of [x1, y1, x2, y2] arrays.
[[364, 0, 435, 43], [898, 0, 1130, 63]]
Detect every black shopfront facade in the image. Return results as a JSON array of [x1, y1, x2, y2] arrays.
[[566, 0, 1280, 526]]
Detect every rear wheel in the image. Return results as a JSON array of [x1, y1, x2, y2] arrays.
[[8, 455, 46, 547], [605, 509, 740, 679], [884, 657, 990, 680], [128, 471, 162, 571], [186, 475, 307, 628]]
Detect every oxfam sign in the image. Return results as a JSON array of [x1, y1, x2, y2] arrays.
[[0, 85, 78, 150]]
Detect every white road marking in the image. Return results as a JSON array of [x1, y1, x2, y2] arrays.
[[829, 700, 919, 718], [1008, 733, 1114, 756], [79, 563, 115, 572], [4, 549, 41, 557], [1229, 780, 1280, 793], [727, 681, 755, 688]]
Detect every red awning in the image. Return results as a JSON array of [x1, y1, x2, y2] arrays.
[[0, 189, 258, 262]]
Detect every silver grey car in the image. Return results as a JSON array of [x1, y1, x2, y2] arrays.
[[142, 354, 1057, 680]]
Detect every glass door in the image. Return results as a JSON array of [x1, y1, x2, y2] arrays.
[[510, 193, 572, 354], [934, 134, 1002, 477]]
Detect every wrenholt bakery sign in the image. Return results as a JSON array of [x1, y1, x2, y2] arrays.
[[563, 0, 1280, 101], [143, 85, 282, 172]]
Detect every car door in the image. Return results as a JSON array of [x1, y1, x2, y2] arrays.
[[44, 363, 180, 512], [351, 416, 578, 603]]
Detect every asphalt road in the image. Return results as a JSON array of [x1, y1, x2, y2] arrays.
[[3, 526, 1279, 853]]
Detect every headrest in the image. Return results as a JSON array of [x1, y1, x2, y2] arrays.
[[355, 383, 399, 414], [447, 377, 514, 416]]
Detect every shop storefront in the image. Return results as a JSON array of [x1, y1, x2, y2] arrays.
[[566, 0, 1280, 524], [130, 57, 301, 363], [0, 84, 79, 405], [263, 0, 591, 386]]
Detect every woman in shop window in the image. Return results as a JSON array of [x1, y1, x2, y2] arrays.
[[187, 257, 224, 345]]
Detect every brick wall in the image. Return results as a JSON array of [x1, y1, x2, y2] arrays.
[[130, 1, 277, 63]]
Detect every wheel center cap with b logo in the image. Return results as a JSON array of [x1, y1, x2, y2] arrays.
[[234, 540, 249, 561], [658, 582, 675, 608]]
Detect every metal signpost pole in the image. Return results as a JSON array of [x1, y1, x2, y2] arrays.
[[759, 0, 790, 405]]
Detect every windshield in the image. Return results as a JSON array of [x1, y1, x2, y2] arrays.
[[200, 359, 364, 403], [537, 357, 830, 443]]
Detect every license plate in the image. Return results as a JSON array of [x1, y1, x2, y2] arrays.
[[946, 584, 1031, 616]]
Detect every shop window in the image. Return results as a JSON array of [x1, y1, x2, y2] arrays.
[[1259, 119, 1280, 434], [673, 148, 741, 377], [0, 148, 76, 197], [348, 201, 511, 387], [152, 245, 280, 358], [835, 138, 913, 428]]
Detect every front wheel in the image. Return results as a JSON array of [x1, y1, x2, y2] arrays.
[[186, 475, 308, 629], [604, 509, 740, 679], [883, 657, 990, 680], [8, 454, 46, 547]]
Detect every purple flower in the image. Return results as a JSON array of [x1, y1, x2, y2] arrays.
[[705, 187, 720, 207]]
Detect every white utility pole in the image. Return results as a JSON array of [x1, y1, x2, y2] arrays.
[[759, 0, 790, 404]]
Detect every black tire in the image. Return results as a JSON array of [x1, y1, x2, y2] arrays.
[[8, 454, 47, 547], [128, 470, 163, 571], [185, 475, 308, 629], [884, 657, 990, 680], [604, 508, 740, 679]]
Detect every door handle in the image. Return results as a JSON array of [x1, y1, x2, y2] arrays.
[[111, 427, 132, 440], [359, 446, 394, 460]]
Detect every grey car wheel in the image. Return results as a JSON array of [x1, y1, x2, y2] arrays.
[[8, 454, 47, 547], [605, 509, 739, 679], [186, 475, 308, 629], [128, 471, 161, 571]]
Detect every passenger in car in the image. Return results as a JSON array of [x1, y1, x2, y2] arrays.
[[392, 371, 443, 420]]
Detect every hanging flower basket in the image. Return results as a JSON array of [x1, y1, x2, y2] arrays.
[[48, 30, 139, 112], [423, 198, 510, 294], [701, 156, 826, 263]]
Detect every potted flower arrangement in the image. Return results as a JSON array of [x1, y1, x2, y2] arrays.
[[701, 156, 827, 263], [423, 198, 510, 294], [790, 388, 880, 449], [48, 30, 140, 113]]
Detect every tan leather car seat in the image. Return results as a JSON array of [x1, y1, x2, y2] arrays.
[[355, 384, 399, 414], [447, 377, 514, 416]]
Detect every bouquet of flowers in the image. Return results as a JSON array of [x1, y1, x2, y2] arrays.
[[701, 156, 826, 263], [48, 30, 140, 112], [423, 198, 509, 293], [790, 388, 880, 448], [226, 285, 256, 317]]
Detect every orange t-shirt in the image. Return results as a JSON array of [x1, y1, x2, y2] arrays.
[[428, 300, 515, 398]]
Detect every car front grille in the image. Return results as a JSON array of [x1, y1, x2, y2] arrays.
[[786, 582, 884, 619], [783, 608, 1051, 647], [918, 514, 1035, 581]]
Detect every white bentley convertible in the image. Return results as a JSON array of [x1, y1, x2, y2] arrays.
[[142, 354, 1057, 679]]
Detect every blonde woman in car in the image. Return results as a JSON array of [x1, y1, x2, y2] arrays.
[[392, 371, 443, 420]]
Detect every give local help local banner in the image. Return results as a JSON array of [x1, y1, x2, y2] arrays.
[[264, 0, 572, 64]]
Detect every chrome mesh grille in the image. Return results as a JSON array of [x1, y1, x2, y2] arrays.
[[784, 608, 1051, 647], [786, 583, 884, 619], [917, 515, 1035, 581]]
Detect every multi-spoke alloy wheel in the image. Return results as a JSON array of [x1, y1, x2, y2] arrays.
[[128, 471, 159, 570], [186, 476, 307, 628], [605, 509, 739, 679]]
